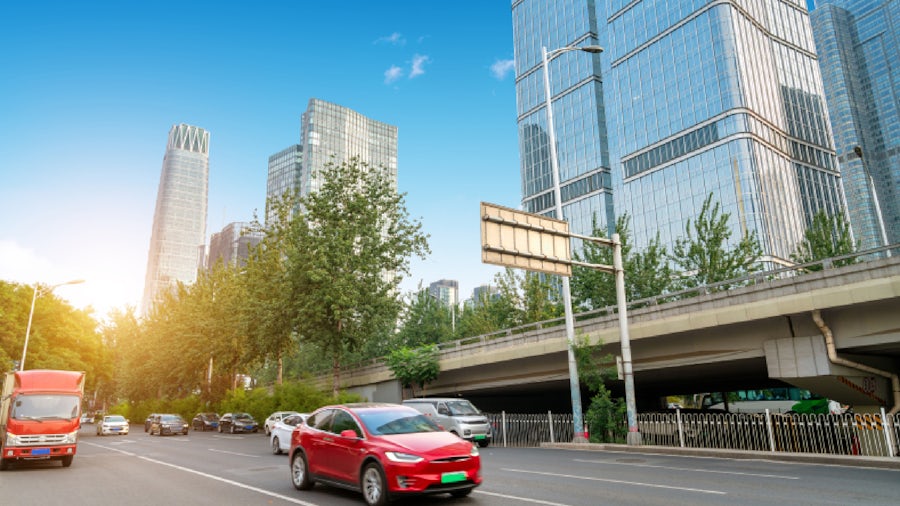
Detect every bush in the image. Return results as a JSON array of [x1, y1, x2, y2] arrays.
[[585, 385, 626, 444]]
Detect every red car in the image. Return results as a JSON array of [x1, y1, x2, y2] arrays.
[[289, 403, 481, 506]]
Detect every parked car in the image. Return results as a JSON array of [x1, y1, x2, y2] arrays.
[[218, 412, 259, 433], [80, 413, 94, 425], [192, 412, 220, 431], [290, 403, 481, 506], [149, 414, 189, 436], [270, 413, 308, 455], [144, 413, 160, 432], [97, 415, 130, 436], [402, 397, 493, 447], [265, 410, 300, 436]]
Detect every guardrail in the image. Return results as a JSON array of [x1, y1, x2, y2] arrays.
[[485, 411, 574, 448], [638, 410, 899, 457]]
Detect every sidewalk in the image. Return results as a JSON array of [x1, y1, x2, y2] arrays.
[[541, 442, 900, 470]]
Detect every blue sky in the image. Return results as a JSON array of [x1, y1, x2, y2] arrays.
[[0, 1, 521, 316]]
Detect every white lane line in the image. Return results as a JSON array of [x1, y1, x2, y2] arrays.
[[573, 458, 799, 480], [208, 448, 260, 458], [475, 490, 574, 505], [82, 441, 318, 506], [502, 468, 726, 495]]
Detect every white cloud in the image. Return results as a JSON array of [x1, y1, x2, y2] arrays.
[[0, 240, 53, 284], [410, 54, 430, 78], [491, 59, 516, 80], [375, 32, 405, 46], [384, 65, 404, 84]]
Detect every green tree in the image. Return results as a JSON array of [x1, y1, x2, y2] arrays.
[[671, 194, 762, 289], [790, 210, 858, 270], [385, 344, 440, 398], [285, 156, 429, 396], [571, 215, 673, 310], [395, 287, 455, 348], [573, 337, 626, 443]]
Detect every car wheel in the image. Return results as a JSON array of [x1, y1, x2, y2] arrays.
[[265, 426, 270, 436], [217, 425, 222, 433], [272, 436, 281, 455], [362, 462, 389, 506], [477, 440, 490, 448], [291, 452, 313, 490], [450, 487, 473, 498], [230, 424, 235, 434], [61, 455, 74, 468]]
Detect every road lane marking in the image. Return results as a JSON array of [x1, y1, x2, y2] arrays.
[[208, 448, 260, 458], [83, 441, 318, 505], [475, 490, 574, 505], [502, 468, 726, 495], [572, 458, 799, 480]]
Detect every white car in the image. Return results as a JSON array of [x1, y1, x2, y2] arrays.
[[269, 413, 308, 454], [264, 410, 300, 435], [97, 415, 130, 436]]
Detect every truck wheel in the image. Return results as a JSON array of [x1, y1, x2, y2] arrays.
[[61, 456, 74, 468], [0, 458, 10, 471]]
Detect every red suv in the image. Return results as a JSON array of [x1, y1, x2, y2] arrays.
[[289, 403, 481, 506]]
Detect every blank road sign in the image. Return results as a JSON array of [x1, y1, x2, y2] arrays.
[[480, 202, 572, 277]]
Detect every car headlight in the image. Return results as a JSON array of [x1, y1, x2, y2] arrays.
[[63, 430, 79, 444], [5, 432, 22, 446], [385, 452, 424, 463], [470, 444, 479, 457]]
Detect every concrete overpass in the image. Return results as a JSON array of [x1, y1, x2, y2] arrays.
[[334, 254, 900, 413]]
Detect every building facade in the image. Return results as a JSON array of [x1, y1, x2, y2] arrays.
[[811, 0, 900, 250], [299, 98, 398, 195], [266, 144, 303, 225], [207, 221, 263, 270], [142, 124, 210, 314], [513, 0, 848, 265], [428, 279, 459, 307], [512, 0, 615, 241]]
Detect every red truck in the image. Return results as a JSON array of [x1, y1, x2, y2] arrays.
[[1, 369, 85, 470]]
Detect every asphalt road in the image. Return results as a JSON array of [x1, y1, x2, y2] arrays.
[[1, 425, 897, 506]]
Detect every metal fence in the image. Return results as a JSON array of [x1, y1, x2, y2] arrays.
[[485, 412, 574, 448], [638, 410, 899, 457], [485, 410, 899, 458]]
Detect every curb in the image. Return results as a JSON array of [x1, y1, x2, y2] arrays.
[[540, 442, 900, 470]]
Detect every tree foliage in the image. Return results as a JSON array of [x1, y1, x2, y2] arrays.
[[671, 193, 762, 289], [791, 210, 858, 270], [284, 156, 429, 396], [394, 287, 455, 348], [385, 344, 440, 398]]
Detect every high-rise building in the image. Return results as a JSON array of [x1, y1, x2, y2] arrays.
[[512, 0, 848, 265], [512, 1, 614, 241], [142, 124, 210, 315], [266, 144, 302, 225], [299, 98, 398, 195], [811, 0, 900, 250], [428, 279, 459, 307], [207, 221, 263, 270]]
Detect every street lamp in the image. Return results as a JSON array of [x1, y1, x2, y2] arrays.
[[541, 44, 603, 443], [20, 279, 85, 371]]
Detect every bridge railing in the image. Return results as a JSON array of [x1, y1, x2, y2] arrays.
[[638, 410, 899, 457]]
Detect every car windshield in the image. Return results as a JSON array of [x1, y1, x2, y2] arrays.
[[161, 415, 182, 422], [356, 409, 441, 435], [105, 415, 126, 423], [447, 400, 480, 416], [201, 413, 216, 420], [11, 394, 81, 420], [235, 413, 253, 420]]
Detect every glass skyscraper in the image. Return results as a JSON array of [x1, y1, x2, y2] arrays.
[[266, 99, 398, 221], [142, 124, 210, 315], [811, 0, 900, 250], [512, 0, 614, 240], [513, 0, 848, 265]]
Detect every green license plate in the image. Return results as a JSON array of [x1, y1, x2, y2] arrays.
[[473, 434, 486, 440], [441, 471, 467, 484]]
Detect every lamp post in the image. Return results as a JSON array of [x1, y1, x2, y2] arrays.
[[541, 44, 603, 443], [21, 279, 85, 371]]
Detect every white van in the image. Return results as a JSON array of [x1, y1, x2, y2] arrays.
[[402, 397, 493, 447]]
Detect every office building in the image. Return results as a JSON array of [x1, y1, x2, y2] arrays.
[[266, 144, 303, 225], [811, 0, 900, 250], [142, 124, 210, 314], [208, 221, 263, 269], [512, 0, 848, 264], [512, 0, 615, 241], [428, 279, 459, 307]]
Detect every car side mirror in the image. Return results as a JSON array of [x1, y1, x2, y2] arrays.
[[340, 429, 359, 439]]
